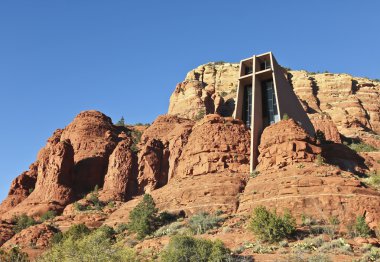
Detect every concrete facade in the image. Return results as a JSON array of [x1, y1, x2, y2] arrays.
[[234, 52, 315, 171]]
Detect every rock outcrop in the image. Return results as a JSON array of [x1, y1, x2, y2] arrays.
[[239, 120, 380, 227], [137, 139, 169, 193], [256, 119, 321, 170], [168, 63, 239, 119], [100, 138, 137, 201], [2, 224, 58, 250], [0, 162, 38, 215], [60, 110, 119, 193], [2, 140, 75, 219], [175, 114, 250, 177], [139, 115, 194, 182], [168, 63, 380, 144]]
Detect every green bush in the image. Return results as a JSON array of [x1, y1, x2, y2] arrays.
[[115, 116, 125, 126], [0, 247, 29, 262], [127, 194, 158, 239], [188, 212, 224, 234], [12, 214, 37, 233], [194, 109, 206, 121], [348, 142, 378, 152], [130, 129, 142, 153], [160, 235, 232, 262], [282, 113, 289, 120], [249, 206, 296, 243], [154, 221, 186, 237], [40, 210, 57, 222], [355, 215, 372, 237], [38, 227, 138, 262], [63, 223, 91, 241]]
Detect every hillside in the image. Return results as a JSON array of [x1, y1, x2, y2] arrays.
[[0, 64, 379, 261]]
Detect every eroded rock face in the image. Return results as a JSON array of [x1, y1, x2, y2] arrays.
[[60, 110, 119, 193], [140, 115, 194, 181], [2, 223, 59, 259], [105, 173, 248, 226], [137, 139, 169, 194], [311, 116, 341, 143], [168, 63, 380, 143], [168, 63, 239, 119], [256, 119, 321, 171], [100, 138, 137, 201], [175, 114, 250, 177], [0, 221, 14, 246], [2, 140, 75, 219], [0, 163, 38, 215], [239, 120, 380, 228]]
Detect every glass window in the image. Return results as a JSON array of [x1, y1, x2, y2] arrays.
[[262, 80, 279, 126], [243, 85, 252, 128]]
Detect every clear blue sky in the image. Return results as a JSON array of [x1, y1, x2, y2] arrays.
[[0, 1, 379, 201]]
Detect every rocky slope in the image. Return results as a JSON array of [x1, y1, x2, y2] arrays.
[[168, 63, 380, 142], [0, 64, 379, 261]]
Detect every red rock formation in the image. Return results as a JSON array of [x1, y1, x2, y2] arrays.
[[60, 110, 119, 193], [239, 120, 380, 228], [256, 119, 321, 171], [311, 116, 342, 143], [105, 173, 248, 226], [2, 223, 59, 259], [141, 115, 194, 181], [2, 140, 75, 219], [137, 139, 169, 194], [0, 163, 38, 215], [100, 138, 137, 201], [0, 221, 14, 246], [175, 114, 250, 177]]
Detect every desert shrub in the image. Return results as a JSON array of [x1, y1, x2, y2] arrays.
[[130, 129, 142, 153], [188, 212, 224, 234], [308, 253, 332, 262], [38, 227, 138, 262], [315, 154, 325, 166], [0, 247, 29, 262], [354, 215, 372, 237], [63, 223, 91, 241], [249, 206, 296, 243], [360, 246, 380, 262], [50, 232, 64, 245], [154, 221, 186, 237], [73, 202, 87, 211], [127, 194, 158, 239], [324, 216, 340, 239], [160, 235, 232, 262], [40, 210, 57, 222], [88, 185, 104, 210], [348, 142, 378, 152], [12, 214, 37, 233], [367, 174, 380, 187], [194, 109, 206, 121], [244, 241, 278, 254], [97, 225, 116, 239], [319, 238, 352, 254], [301, 214, 316, 226], [115, 223, 128, 234], [293, 236, 324, 252]]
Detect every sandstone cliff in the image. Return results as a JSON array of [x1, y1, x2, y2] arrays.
[[168, 63, 380, 143]]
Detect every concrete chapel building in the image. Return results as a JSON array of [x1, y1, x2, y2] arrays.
[[234, 52, 315, 171]]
